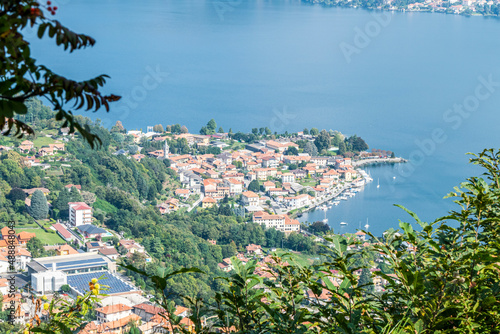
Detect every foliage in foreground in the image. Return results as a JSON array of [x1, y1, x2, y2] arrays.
[[24, 149, 500, 333], [1, 0, 120, 147]]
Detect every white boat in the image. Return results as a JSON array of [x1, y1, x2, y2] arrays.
[[323, 218, 329, 223], [376, 178, 380, 188], [364, 218, 369, 229], [333, 201, 340, 205], [393, 176, 396, 179], [340, 221, 347, 225]]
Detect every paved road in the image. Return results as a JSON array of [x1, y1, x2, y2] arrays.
[[188, 193, 204, 212], [352, 157, 406, 167]]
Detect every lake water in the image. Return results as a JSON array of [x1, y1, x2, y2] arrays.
[[28, 0, 500, 235]]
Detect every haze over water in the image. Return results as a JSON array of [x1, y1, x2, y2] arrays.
[[29, 0, 500, 235]]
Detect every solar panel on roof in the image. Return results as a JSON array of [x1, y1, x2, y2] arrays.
[[67, 271, 136, 295], [90, 242, 100, 247], [43, 258, 107, 270]]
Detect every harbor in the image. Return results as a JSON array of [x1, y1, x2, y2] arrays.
[[296, 163, 428, 237]]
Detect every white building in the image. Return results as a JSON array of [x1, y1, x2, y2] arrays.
[[68, 202, 92, 226], [252, 212, 300, 234], [96, 304, 133, 323], [282, 172, 295, 183], [283, 194, 311, 209], [224, 178, 243, 195], [241, 191, 259, 206], [31, 269, 67, 294]]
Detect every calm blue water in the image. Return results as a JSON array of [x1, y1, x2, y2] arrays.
[[27, 0, 500, 235]]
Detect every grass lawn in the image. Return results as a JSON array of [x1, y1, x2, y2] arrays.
[[16, 228, 65, 245], [300, 181, 317, 188], [33, 136, 55, 148]]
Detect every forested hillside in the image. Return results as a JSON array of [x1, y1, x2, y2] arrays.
[[0, 100, 322, 305]]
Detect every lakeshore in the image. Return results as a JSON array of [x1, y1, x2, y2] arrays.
[[286, 157, 407, 219]]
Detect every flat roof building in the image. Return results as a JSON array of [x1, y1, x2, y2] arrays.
[[27, 253, 115, 276]]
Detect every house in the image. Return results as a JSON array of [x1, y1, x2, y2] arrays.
[[201, 197, 217, 209], [252, 212, 299, 233], [246, 244, 263, 255], [119, 240, 145, 254], [283, 194, 311, 209], [175, 188, 191, 199], [217, 152, 233, 165], [96, 304, 133, 323], [49, 143, 65, 152], [254, 168, 277, 180], [77, 224, 107, 239], [17, 231, 36, 244], [55, 244, 79, 256], [281, 172, 295, 183], [64, 184, 81, 192], [355, 231, 366, 242], [51, 223, 75, 242], [241, 191, 259, 206], [37, 146, 54, 156], [263, 181, 275, 192], [81, 314, 142, 334], [24, 188, 50, 196], [156, 198, 179, 214], [68, 202, 92, 226], [223, 178, 243, 195], [268, 188, 288, 197], [133, 303, 166, 322], [265, 140, 299, 153], [85, 241, 104, 253], [18, 140, 34, 152], [311, 156, 329, 166], [0, 247, 31, 271], [98, 247, 120, 261], [323, 169, 340, 180], [261, 156, 278, 168], [131, 153, 146, 162]]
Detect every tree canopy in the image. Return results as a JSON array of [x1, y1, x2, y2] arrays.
[[0, 0, 120, 147]]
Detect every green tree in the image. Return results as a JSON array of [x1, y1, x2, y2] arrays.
[[153, 124, 164, 133], [207, 119, 217, 134], [248, 180, 260, 193], [304, 141, 318, 156], [303, 128, 309, 135], [218, 127, 224, 133], [284, 146, 298, 155], [7, 187, 26, 203], [0, 0, 120, 147], [60, 284, 71, 293], [29, 189, 48, 220], [338, 141, 347, 156], [53, 188, 71, 219], [314, 129, 330, 153], [310, 128, 319, 136], [26, 237, 45, 257], [181, 125, 189, 134]]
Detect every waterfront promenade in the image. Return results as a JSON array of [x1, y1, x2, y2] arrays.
[[353, 157, 406, 167]]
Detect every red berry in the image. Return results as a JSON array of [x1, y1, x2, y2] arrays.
[[47, 6, 52, 10], [30, 7, 35, 14], [53, 6, 58, 10], [47, 1, 51, 4]]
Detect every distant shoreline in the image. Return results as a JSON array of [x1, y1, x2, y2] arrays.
[[289, 157, 407, 219]]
